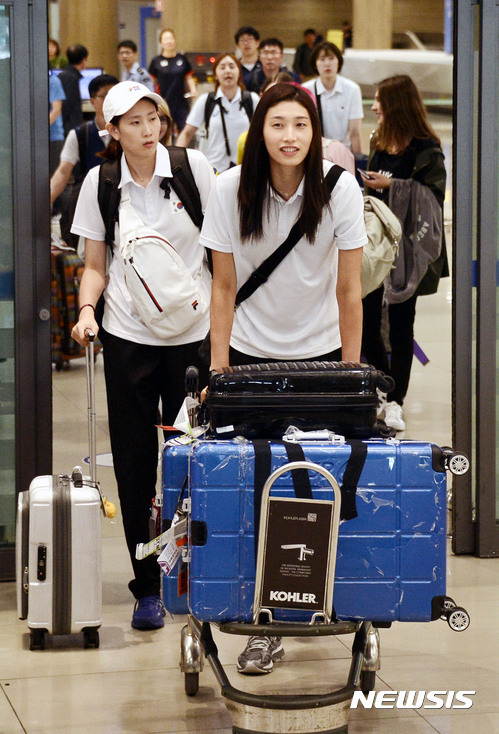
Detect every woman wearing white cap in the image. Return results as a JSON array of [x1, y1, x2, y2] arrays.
[[71, 81, 215, 631]]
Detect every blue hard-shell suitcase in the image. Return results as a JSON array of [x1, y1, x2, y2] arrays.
[[162, 438, 191, 614], [185, 438, 448, 624]]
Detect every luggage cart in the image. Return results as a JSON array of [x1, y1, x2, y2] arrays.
[[179, 460, 381, 734]]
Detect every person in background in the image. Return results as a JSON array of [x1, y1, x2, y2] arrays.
[[235, 25, 262, 90], [158, 99, 173, 146], [247, 38, 300, 93], [303, 41, 363, 154], [177, 54, 259, 173], [118, 39, 155, 92], [148, 28, 197, 134], [48, 38, 67, 69], [361, 74, 447, 432], [201, 84, 365, 673], [49, 69, 66, 178], [293, 28, 317, 81], [70, 82, 215, 631], [50, 74, 119, 246], [58, 44, 89, 136], [342, 21, 353, 49]]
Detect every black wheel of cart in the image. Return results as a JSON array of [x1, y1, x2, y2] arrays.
[[184, 672, 199, 696], [83, 627, 100, 649], [446, 607, 470, 632], [360, 670, 376, 694], [30, 629, 45, 650]]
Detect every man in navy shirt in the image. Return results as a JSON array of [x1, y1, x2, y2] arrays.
[[58, 44, 88, 136], [247, 38, 300, 93]]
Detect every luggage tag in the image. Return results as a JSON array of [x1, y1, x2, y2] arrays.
[[135, 510, 187, 560], [157, 507, 188, 575], [156, 397, 206, 440]]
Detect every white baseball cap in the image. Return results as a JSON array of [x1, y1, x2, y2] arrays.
[[103, 81, 164, 124]]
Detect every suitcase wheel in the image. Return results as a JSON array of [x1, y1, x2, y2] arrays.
[[446, 607, 470, 632], [440, 448, 470, 476], [83, 627, 100, 649], [184, 672, 199, 697], [439, 596, 456, 620], [29, 629, 46, 651]]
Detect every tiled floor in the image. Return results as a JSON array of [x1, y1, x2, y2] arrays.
[[2, 112, 499, 733]]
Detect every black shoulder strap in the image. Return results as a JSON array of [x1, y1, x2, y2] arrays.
[[204, 91, 217, 135], [166, 146, 204, 229], [315, 82, 324, 136], [75, 121, 91, 179], [97, 158, 121, 248], [240, 90, 254, 122], [235, 164, 344, 306]]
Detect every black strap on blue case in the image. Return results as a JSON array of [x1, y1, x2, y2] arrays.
[[339, 440, 368, 521], [252, 438, 368, 555]]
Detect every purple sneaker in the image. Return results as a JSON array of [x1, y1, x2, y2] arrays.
[[131, 595, 166, 630]]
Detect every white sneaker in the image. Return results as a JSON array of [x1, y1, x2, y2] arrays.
[[384, 401, 405, 431], [377, 390, 387, 417]]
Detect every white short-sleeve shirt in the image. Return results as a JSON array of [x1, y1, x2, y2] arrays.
[[71, 145, 215, 346], [60, 124, 111, 166], [186, 88, 259, 173], [199, 161, 366, 360], [303, 75, 364, 148]]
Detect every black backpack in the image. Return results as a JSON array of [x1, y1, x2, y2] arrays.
[[97, 146, 204, 248], [203, 90, 254, 137]]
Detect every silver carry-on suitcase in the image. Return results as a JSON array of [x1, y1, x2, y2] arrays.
[[16, 334, 105, 649]]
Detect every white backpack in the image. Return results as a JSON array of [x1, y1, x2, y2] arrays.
[[117, 189, 208, 339], [361, 195, 402, 298]]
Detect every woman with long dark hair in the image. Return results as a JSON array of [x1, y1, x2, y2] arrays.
[[199, 83, 366, 673], [177, 53, 260, 172], [70, 82, 214, 631], [361, 74, 448, 431]]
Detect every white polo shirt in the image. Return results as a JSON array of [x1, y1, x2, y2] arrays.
[[303, 75, 363, 148], [71, 145, 215, 346], [186, 88, 259, 172], [199, 161, 366, 360]]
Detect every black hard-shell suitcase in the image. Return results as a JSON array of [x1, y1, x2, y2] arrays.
[[204, 361, 394, 439]]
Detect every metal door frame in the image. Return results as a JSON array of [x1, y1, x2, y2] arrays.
[[0, 0, 52, 580], [453, 0, 499, 556]]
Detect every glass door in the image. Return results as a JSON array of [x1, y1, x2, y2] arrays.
[[0, 0, 52, 580]]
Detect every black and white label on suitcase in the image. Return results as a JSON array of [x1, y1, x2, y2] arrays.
[[260, 497, 333, 611]]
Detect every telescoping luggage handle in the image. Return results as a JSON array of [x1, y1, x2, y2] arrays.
[[85, 330, 97, 485], [253, 461, 341, 626], [80, 330, 116, 519]]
